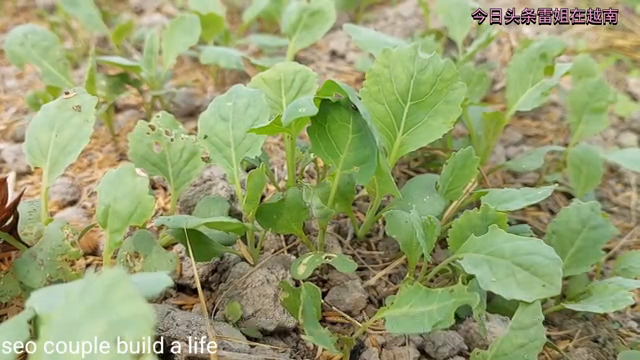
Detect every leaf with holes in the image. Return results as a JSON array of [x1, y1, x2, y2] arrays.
[[437, 146, 480, 201], [361, 43, 466, 166], [256, 187, 309, 236], [455, 225, 563, 302], [504, 145, 566, 173], [128, 111, 204, 212], [567, 143, 604, 198], [291, 252, 358, 280], [116, 230, 179, 273], [480, 185, 557, 212], [447, 204, 508, 253], [544, 200, 618, 277], [282, 0, 336, 58]]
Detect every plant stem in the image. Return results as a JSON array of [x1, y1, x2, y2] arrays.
[[102, 238, 114, 267], [327, 169, 342, 209], [255, 230, 269, 257], [421, 255, 459, 284], [543, 304, 565, 315], [299, 231, 316, 252], [285, 43, 296, 62], [285, 134, 297, 189], [40, 175, 49, 223], [169, 186, 178, 215], [0, 232, 28, 252], [104, 105, 117, 138], [317, 226, 327, 252], [357, 192, 383, 239]]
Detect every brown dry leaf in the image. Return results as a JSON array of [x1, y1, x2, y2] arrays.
[[0, 176, 26, 253]]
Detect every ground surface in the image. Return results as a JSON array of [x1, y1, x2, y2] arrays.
[[0, 0, 639, 359]]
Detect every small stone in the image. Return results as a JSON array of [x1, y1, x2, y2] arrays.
[[114, 108, 144, 132], [359, 347, 381, 360], [325, 279, 368, 315], [0, 143, 31, 175], [49, 175, 82, 209], [422, 330, 467, 360], [457, 314, 510, 350], [9, 122, 27, 143], [380, 344, 420, 360], [502, 127, 523, 145], [617, 131, 639, 148], [489, 144, 507, 165], [166, 87, 204, 118]]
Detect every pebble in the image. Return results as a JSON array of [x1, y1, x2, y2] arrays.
[[324, 279, 368, 315], [617, 131, 639, 148], [49, 175, 82, 209]]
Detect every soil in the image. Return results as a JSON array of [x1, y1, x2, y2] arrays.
[[1, 0, 639, 359]]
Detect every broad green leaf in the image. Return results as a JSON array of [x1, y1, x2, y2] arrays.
[[390, 174, 448, 218], [154, 215, 245, 235], [0, 308, 35, 358], [116, 230, 179, 273], [342, 23, 406, 57], [17, 199, 44, 246], [280, 281, 302, 318], [112, 19, 135, 47], [162, 13, 202, 69], [282, 0, 337, 57], [455, 225, 563, 302], [565, 273, 591, 300], [447, 204, 508, 252], [437, 146, 480, 201], [470, 301, 546, 360], [142, 31, 160, 84], [563, 277, 640, 313], [13, 220, 83, 289], [459, 63, 491, 103], [225, 301, 243, 323], [0, 270, 23, 303], [243, 164, 268, 218], [309, 99, 378, 185], [256, 187, 309, 236], [504, 145, 565, 173], [4, 24, 73, 88], [468, 106, 508, 165], [315, 174, 356, 214], [379, 282, 479, 334], [619, 351, 640, 360], [243, 0, 270, 23], [199, 46, 246, 70], [604, 148, 640, 172], [96, 163, 156, 256], [30, 268, 158, 360], [567, 143, 604, 198], [291, 252, 358, 280], [299, 282, 341, 354], [248, 61, 318, 125], [302, 184, 335, 228], [568, 76, 614, 144], [366, 152, 401, 198], [436, 0, 474, 51], [507, 224, 535, 237], [59, 0, 109, 34], [128, 111, 205, 207], [613, 91, 640, 118], [169, 228, 237, 262], [385, 210, 439, 273], [614, 250, 640, 278], [480, 185, 557, 211], [198, 84, 270, 195], [24, 88, 98, 188], [506, 37, 567, 116], [571, 53, 600, 82], [361, 43, 466, 166], [190, 195, 238, 246], [544, 200, 619, 277]]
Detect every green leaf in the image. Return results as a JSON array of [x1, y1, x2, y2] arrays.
[[299, 282, 341, 354], [544, 200, 619, 277], [568, 76, 614, 144], [17, 199, 44, 246], [85, 48, 98, 96], [378, 282, 479, 334], [198, 84, 270, 195], [455, 225, 563, 302], [342, 23, 406, 57], [280, 281, 302, 318], [170, 228, 237, 262], [0, 269, 23, 303], [436, 0, 474, 50], [504, 145, 565, 173], [256, 187, 309, 236], [162, 13, 202, 69], [96, 163, 156, 256], [567, 143, 604, 198], [361, 43, 466, 166], [24, 88, 98, 188], [460, 25, 499, 64], [225, 301, 243, 323], [613, 91, 640, 118], [437, 146, 480, 201], [614, 250, 640, 279], [0, 308, 35, 356], [243, 0, 270, 24], [243, 164, 268, 219], [240, 33, 289, 48], [128, 111, 204, 208], [604, 148, 640, 172], [619, 351, 640, 360], [189, 0, 225, 14], [480, 185, 557, 211], [199, 46, 246, 70], [248, 61, 318, 125], [470, 301, 546, 360], [13, 220, 83, 289], [291, 252, 358, 280], [29, 268, 159, 360], [385, 210, 439, 273], [190, 196, 238, 246], [142, 30, 160, 84], [506, 37, 567, 116], [459, 63, 491, 103], [447, 204, 508, 253], [315, 173, 356, 214], [96, 55, 142, 73], [116, 230, 179, 273], [282, 0, 337, 56], [507, 224, 535, 237], [154, 215, 245, 235], [366, 152, 401, 198], [4, 24, 74, 88], [112, 19, 135, 47], [571, 53, 600, 82], [309, 99, 378, 185], [390, 174, 448, 218], [563, 277, 640, 313], [59, 0, 109, 34], [468, 106, 508, 165]]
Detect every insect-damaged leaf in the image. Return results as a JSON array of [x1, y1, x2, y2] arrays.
[[544, 200, 619, 277], [342, 23, 406, 57], [309, 99, 378, 185], [282, 0, 336, 57], [470, 301, 546, 360], [291, 252, 357, 280], [4, 24, 74, 89], [563, 277, 640, 314], [162, 13, 201, 70], [128, 111, 204, 208], [361, 43, 466, 166], [504, 145, 566, 173], [385, 209, 439, 274], [479, 185, 557, 212], [455, 225, 563, 302], [198, 85, 270, 194], [24, 88, 98, 189], [116, 230, 179, 273], [96, 163, 156, 258], [58, 0, 109, 34], [437, 146, 480, 201], [378, 282, 479, 334], [256, 187, 309, 236], [567, 143, 604, 198], [447, 204, 508, 253], [389, 174, 448, 218], [13, 220, 83, 289]]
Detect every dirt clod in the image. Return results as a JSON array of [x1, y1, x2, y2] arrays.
[[178, 165, 239, 217], [422, 330, 467, 360], [456, 314, 510, 351], [49, 175, 82, 209], [380, 343, 421, 360], [173, 246, 240, 290], [325, 279, 368, 315]]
